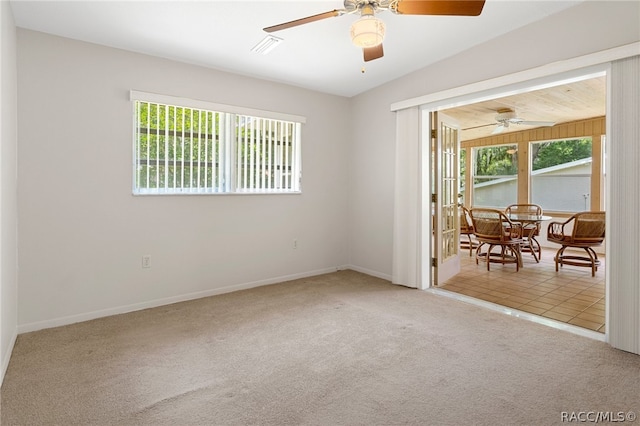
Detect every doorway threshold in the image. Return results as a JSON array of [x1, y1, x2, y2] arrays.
[[428, 287, 605, 342]]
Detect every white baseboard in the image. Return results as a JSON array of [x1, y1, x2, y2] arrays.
[[17, 266, 344, 334], [344, 264, 392, 282], [1, 329, 18, 387]]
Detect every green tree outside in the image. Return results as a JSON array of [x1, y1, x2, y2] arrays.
[[467, 138, 592, 180]]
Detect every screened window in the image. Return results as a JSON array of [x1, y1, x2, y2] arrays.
[[471, 144, 518, 207], [530, 138, 592, 211], [131, 91, 303, 195], [459, 148, 466, 202]]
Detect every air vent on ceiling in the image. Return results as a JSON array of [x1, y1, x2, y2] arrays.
[[251, 35, 283, 55]]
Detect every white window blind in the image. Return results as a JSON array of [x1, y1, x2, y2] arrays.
[[131, 91, 303, 195]]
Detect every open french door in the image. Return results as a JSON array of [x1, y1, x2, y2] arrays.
[[431, 111, 461, 286]]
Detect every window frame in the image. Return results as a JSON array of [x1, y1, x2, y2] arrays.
[[529, 137, 594, 212], [130, 90, 305, 195], [470, 143, 519, 208]]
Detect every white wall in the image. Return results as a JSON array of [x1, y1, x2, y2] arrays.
[[348, 0, 640, 278], [1, 0, 19, 384], [10, 1, 640, 342], [16, 30, 351, 330]]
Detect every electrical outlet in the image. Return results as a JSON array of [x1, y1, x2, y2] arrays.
[[293, 239, 298, 249], [142, 255, 151, 268]]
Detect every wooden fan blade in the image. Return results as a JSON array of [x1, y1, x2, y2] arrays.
[[462, 123, 497, 131], [263, 10, 342, 33], [394, 0, 486, 16], [363, 44, 384, 62], [516, 120, 556, 127]]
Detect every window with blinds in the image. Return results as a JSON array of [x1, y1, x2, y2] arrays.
[[131, 92, 303, 195]]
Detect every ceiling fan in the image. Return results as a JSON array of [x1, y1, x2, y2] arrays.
[[491, 108, 556, 134], [263, 0, 486, 62]]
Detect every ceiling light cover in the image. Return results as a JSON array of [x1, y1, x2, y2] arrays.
[[350, 15, 385, 48]]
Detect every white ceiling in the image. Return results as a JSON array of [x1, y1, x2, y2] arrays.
[[9, 0, 584, 97]]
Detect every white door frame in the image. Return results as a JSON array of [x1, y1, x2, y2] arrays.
[[399, 43, 640, 353], [417, 65, 609, 290]]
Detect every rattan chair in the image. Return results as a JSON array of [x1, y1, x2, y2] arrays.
[[505, 203, 543, 262], [459, 204, 476, 256], [546, 211, 605, 276], [470, 208, 524, 271]]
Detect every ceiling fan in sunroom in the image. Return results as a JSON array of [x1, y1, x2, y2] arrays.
[[263, 0, 486, 62], [490, 108, 556, 134]]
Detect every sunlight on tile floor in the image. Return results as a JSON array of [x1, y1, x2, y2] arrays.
[[438, 246, 605, 333]]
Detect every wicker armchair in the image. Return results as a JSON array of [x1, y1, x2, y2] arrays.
[[505, 203, 543, 261], [470, 208, 524, 271], [546, 211, 605, 276], [459, 204, 476, 256]]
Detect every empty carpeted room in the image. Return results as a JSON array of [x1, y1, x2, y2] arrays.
[[1, 1, 639, 425]]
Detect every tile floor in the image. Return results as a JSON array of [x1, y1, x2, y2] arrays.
[[439, 244, 605, 333]]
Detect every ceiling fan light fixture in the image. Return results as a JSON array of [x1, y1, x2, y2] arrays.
[[350, 15, 385, 48], [495, 109, 517, 122]]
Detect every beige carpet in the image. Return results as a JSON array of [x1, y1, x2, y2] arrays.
[[1, 270, 639, 425]]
